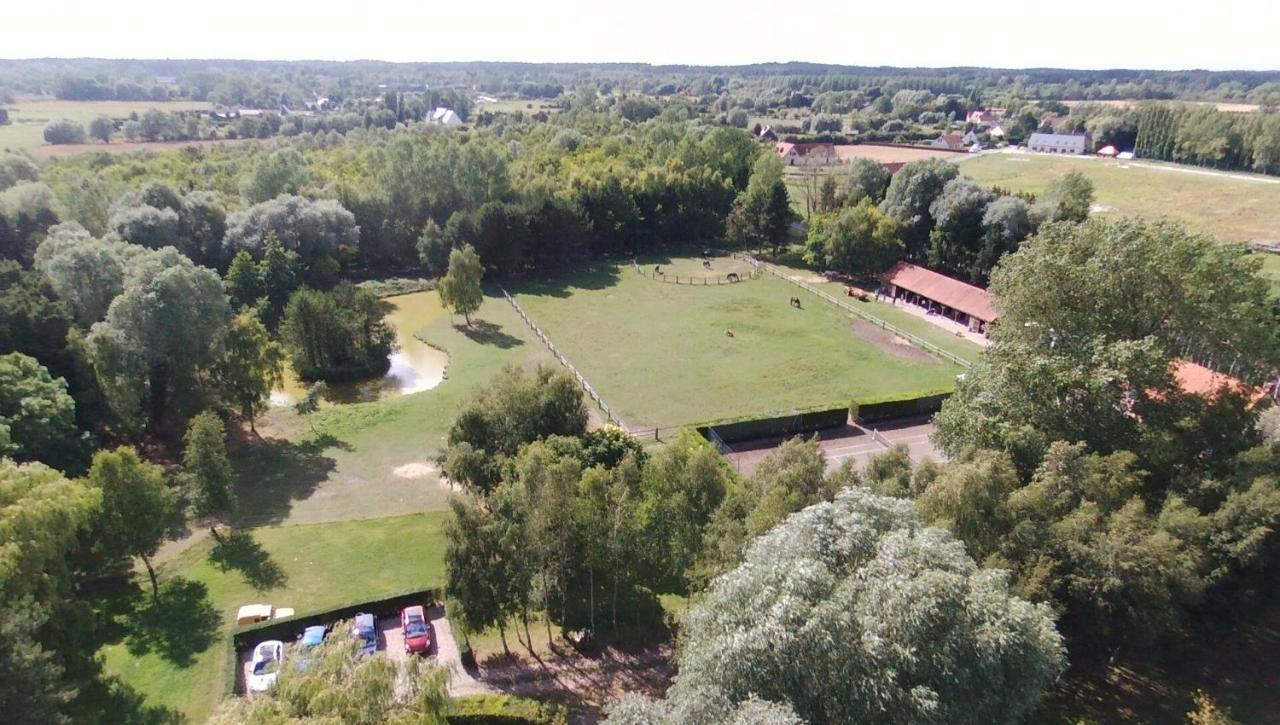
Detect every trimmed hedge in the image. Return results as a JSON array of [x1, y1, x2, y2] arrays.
[[449, 694, 568, 724], [700, 407, 849, 444], [852, 390, 952, 424], [231, 587, 439, 650]]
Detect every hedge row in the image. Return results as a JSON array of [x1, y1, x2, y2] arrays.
[[449, 694, 568, 724], [699, 407, 849, 444], [231, 586, 440, 650], [851, 390, 952, 424]]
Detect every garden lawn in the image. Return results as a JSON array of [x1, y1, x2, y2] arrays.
[[955, 152, 1280, 244], [510, 260, 963, 430], [100, 513, 448, 722], [233, 290, 545, 527]]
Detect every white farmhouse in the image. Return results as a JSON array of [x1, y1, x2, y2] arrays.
[[430, 107, 463, 127]]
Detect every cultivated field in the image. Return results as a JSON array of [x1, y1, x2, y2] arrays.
[[0, 96, 212, 153], [832, 144, 963, 164], [1061, 99, 1262, 113], [957, 152, 1280, 244], [510, 257, 964, 430]]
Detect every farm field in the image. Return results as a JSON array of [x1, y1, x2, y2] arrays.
[[237, 290, 545, 527], [0, 96, 212, 153], [956, 152, 1280, 244], [99, 513, 448, 722], [832, 144, 963, 164], [510, 257, 964, 430], [1061, 99, 1262, 113]]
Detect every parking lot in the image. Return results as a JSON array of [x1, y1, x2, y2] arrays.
[[721, 418, 943, 477], [237, 606, 444, 696]]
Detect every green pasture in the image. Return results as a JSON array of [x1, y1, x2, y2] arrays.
[[956, 152, 1280, 244], [0, 96, 211, 152], [99, 513, 448, 722], [510, 258, 964, 429]]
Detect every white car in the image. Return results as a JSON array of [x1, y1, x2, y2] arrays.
[[247, 640, 284, 692]]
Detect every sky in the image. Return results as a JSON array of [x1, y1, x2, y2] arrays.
[[4, 0, 1278, 71]]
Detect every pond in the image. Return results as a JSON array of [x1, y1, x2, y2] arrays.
[[270, 291, 450, 406]]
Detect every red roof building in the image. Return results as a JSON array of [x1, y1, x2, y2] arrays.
[[1173, 360, 1268, 407], [883, 262, 997, 334], [775, 142, 837, 166]]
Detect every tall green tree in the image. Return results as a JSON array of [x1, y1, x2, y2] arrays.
[[85, 447, 175, 603], [803, 198, 904, 277], [280, 283, 394, 382], [438, 244, 483, 325], [879, 158, 958, 255], [183, 411, 236, 537], [216, 311, 283, 432], [612, 488, 1066, 724], [0, 353, 80, 470]]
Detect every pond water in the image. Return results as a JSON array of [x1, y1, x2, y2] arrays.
[[270, 291, 450, 406]]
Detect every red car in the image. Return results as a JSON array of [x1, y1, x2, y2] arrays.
[[401, 605, 431, 654]]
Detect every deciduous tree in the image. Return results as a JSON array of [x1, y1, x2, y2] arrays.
[[85, 447, 175, 603], [438, 244, 483, 325]]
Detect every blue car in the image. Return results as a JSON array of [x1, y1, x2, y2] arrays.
[[296, 625, 327, 670], [352, 613, 377, 657]]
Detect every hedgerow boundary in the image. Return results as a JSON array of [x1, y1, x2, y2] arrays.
[[748, 256, 973, 369]]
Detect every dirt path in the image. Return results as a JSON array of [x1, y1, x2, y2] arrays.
[[849, 318, 938, 364]]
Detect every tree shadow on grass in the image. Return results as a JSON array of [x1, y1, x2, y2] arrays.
[[123, 577, 220, 667], [505, 263, 623, 298], [229, 434, 341, 527], [77, 675, 184, 725], [457, 320, 525, 349], [208, 531, 287, 591]]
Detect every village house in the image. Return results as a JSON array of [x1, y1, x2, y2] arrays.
[[1027, 132, 1088, 155], [882, 262, 998, 335], [966, 109, 1000, 126], [775, 142, 837, 166], [929, 132, 966, 151]]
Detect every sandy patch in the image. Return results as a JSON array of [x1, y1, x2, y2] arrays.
[[791, 273, 829, 284], [393, 462, 439, 479], [850, 318, 938, 364]]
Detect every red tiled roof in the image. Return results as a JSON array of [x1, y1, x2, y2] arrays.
[[1173, 360, 1267, 406], [776, 142, 835, 157], [884, 262, 998, 322]]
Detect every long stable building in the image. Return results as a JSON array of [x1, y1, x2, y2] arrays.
[[882, 262, 998, 335]]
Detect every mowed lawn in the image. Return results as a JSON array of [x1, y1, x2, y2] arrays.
[[0, 97, 212, 153], [100, 513, 448, 722], [511, 261, 963, 429], [233, 290, 545, 527], [956, 152, 1280, 244]]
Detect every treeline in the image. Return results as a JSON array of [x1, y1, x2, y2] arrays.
[[1135, 103, 1280, 175], [2, 58, 1275, 108]]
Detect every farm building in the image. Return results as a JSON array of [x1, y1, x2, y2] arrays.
[[775, 142, 837, 166], [883, 262, 998, 335], [1173, 360, 1270, 407], [930, 133, 966, 151], [430, 107, 463, 126], [1096, 145, 1120, 158], [966, 110, 1000, 126], [1028, 132, 1088, 155]]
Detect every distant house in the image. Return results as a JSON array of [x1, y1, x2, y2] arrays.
[[430, 107, 463, 127], [986, 124, 1006, 139], [758, 124, 778, 141], [1028, 133, 1088, 155], [1174, 360, 1269, 407], [966, 110, 1000, 126], [1038, 115, 1069, 132], [1095, 145, 1119, 158], [929, 133, 966, 151], [883, 262, 998, 335], [963, 130, 980, 146], [775, 142, 837, 166]]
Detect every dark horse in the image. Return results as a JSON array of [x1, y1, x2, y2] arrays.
[[790, 296, 802, 309]]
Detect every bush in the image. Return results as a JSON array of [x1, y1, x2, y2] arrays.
[[43, 119, 86, 144]]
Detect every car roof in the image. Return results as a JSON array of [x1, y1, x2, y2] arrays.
[[301, 625, 326, 644], [355, 613, 375, 627], [255, 640, 283, 653]]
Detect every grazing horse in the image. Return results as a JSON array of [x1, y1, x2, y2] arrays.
[[790, 296, 802, 309], [724, 328, 735, 338]]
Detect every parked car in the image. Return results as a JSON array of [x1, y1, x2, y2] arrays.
[[236, 604, 295, 626], [295, 625, 327, 671], [352, 613, 378, 657], [401, 605, 431, 654], [247, 640, 284, 692]]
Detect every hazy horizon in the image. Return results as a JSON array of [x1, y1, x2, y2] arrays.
[[5, 0, 1278, 72]]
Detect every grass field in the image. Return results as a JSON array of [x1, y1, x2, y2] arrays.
[[99, 513, 448, 722], [957, 152, 1280, 244], [236, 290, 545, 527], [0, 97, 212, 153], [510, 258, 964, 429]]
